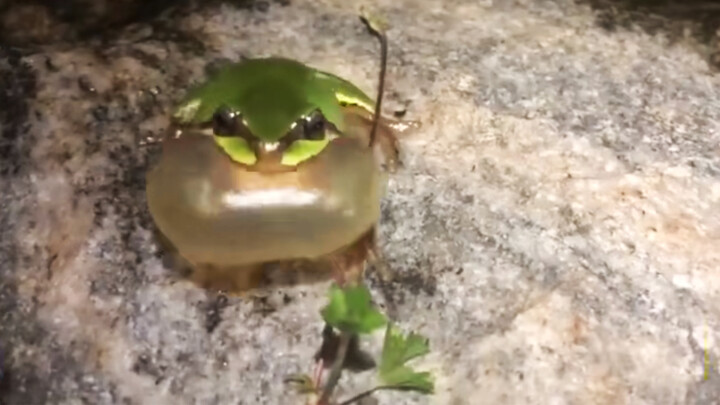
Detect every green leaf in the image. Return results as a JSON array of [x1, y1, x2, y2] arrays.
[[321, 284, 387, 334], [378, 324, 434, 394], [381, 325, 430, 371], [380, 367, 434, 393]]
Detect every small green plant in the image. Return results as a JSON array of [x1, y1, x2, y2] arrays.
[[286, 284, 435, 405]]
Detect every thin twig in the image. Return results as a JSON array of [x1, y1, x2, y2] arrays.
[[360, 15, 388, 148]]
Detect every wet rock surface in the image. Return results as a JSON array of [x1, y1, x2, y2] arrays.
[[1, 0, 719, 404]]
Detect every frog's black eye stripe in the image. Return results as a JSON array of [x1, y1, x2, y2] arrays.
[[303, 110, 326, 140]]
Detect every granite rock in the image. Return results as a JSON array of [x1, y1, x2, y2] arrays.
[[1, 0, 719, 404]]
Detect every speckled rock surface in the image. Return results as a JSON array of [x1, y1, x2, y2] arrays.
[[1, 0, 719, 404]]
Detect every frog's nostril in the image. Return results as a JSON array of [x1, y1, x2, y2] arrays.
[[254, 141, 286, 161], [248, 141, 295, 173]]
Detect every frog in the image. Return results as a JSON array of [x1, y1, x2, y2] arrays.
[[145, 18, 410, 292]]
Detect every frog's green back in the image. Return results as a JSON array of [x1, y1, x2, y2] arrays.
[[174, 58, 374, 142]]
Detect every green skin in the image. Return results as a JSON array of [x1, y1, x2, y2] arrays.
[[146, 58, 392, 270], [174, 58, 376, 166]]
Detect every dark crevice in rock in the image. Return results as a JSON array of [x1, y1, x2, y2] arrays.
[[0, 286, 106, 404], [58, 48, 169, 299], [0, 46, 37, 177], [0, 44, 41, 404], [4, 349, 115, 404], [0, 0, 291, 48], [86, 143, 154, 297], [580, 0, 720, 67]]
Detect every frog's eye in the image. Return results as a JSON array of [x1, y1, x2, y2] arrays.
[[210, 107, 257, 165], [282, 110, 337, 166], [303, 111, 326, 140], [281, 111, 338, 166], [285, 110, 330, 142], [212, 107, 242, 136]]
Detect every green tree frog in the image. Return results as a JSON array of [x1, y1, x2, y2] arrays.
[[146, 24, 404, 292]]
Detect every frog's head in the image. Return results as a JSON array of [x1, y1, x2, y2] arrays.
[[173, 58, 375, 168]]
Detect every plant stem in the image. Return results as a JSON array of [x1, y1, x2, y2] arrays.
[[338, 386, 393, 405], [359, 13, 388, 148], [318, 331, 352, 404]]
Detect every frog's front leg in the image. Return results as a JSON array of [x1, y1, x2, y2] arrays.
[[322, 228, 377, 286], [188, 262, 267, 293]]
